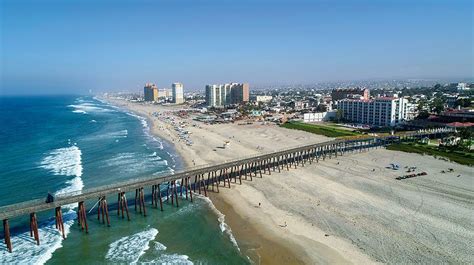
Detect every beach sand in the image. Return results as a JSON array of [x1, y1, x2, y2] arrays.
[[105, 98, 474, 264]]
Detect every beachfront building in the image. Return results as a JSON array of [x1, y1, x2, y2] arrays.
[[338, 97, 410, 127], [159, 89, 172, 98], [205, 83, 250, 107], [303, 111, 337, 122], [172, 82, 184, 104], [230, 83, 250, 104], [457, 82, 470, 91], [331, 88, 370, 101], [144, 83, 159, 102], [255, 95, 273, 103]]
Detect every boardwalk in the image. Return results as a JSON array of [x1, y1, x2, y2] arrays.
[[0, 128, 454, 252]]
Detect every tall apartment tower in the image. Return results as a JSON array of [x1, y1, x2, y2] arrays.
[[205, 83, 250, 107], [172, 82, 184, 104], [231, 83, 250, 104], [144, 83, 159, 102]]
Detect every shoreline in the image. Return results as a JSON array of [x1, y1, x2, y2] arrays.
[[101, 98, 316, 264], [102, 97, 474, 264], [209, 192, 307, 265]]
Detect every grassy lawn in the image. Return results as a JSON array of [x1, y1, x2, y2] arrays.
[[387, 143, 474, 166], [280, 121, 361, 138]]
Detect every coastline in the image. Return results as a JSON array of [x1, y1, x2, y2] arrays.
[[101, 98, 317, 263], [102, 97, 474, 264], [101, 97, 370, 264]]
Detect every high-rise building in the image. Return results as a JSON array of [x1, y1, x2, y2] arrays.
[[172, 83, 184, 104], [231, 83, 250, 104], [338, 97, 410, 127], [205, 83, 250, 107], [144, 83, 159, 102]]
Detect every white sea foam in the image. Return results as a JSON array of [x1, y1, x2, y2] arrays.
[[143, 241, 193, 264], [125, 112, 164, 149], [40, 146, 83, 177], [154, 241, 167, 251], [196, 195, 241, 252], [91, 129, 128, 140], [4, 145, 87, 264], [55, 176, 84, 197], [104, 152, 168, 174], [68, 103, 113, 114], [152, 253, 193, 265], [0, 209, 77, 264], [105, 227, 158, 263]]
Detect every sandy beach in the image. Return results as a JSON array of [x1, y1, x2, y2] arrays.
[[105, 98, 474, 264]]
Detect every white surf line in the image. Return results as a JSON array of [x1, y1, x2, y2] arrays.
[[1, 145, 84, 264], [196, 194, 241, 252], [105, 227, 159, 263]]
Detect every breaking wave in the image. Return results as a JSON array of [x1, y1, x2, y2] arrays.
[[68, 103, 113, 114], [1, 145, 85, 264], [0, 210, 77, 264], [105, 228, 158, 263], [152, 253, 193, 264], [197, 195, 241, 252], [40, 146, 83, 177], [125, 112, 164, 149], [103, 152, 168, 174]]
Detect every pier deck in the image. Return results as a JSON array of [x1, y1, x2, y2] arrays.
[[0, 128, 454, 252]]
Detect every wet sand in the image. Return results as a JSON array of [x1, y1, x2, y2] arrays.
[[209, 193, 306, 265], [104, 98, 474, 264]]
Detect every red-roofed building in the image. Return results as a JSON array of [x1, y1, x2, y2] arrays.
[[446, 122, 474, 128]]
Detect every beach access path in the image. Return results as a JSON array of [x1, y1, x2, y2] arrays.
[[105, 98, 473, 265]]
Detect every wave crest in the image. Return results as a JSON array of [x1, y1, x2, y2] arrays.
[[40, 146, 83, 177]]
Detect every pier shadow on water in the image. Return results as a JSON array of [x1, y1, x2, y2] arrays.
[[47, 194, 250, 264]]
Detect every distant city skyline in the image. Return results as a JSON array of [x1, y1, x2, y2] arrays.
[[1, 0, 473, 95]]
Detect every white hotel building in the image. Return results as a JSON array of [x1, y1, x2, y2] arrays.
[[338, 97, 410, 127], [172, 82, 184, 104]]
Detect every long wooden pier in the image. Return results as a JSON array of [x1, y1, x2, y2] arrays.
[[0, 128, 454, 252]]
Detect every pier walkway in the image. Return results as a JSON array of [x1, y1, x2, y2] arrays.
[[0, 128, 455, 252]]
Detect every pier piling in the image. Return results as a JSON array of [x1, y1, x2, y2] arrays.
[[0, 128, 455, 253], [3, 219, 12, 253]]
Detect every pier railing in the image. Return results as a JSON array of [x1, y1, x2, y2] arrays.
[[0, 127, 455, 219], [0, 127, 455, 253]]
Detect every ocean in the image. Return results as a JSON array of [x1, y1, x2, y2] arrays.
[[0, 96, 249, 264]]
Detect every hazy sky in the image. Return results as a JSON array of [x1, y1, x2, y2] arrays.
[[1, 0, 472, 95]]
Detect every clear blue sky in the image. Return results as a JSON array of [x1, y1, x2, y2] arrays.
[[1, 0, 472, 95]]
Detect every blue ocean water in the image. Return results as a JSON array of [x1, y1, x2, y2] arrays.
[[0, 96, 248, 264]]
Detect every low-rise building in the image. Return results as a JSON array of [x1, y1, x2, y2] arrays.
[[457, 83, 470, 91], [255, 95, 273, 103], [331, 88, 370, 101], [303, 111, 337, 122], [159, 89, 172, 98]]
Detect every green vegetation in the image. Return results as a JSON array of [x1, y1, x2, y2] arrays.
[[387, 143, 474, 166], [281, 121, 360, 138]]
